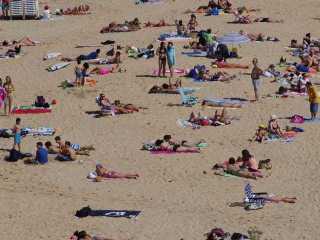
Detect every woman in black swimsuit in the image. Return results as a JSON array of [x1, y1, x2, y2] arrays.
[[156, 42, 167, 77]]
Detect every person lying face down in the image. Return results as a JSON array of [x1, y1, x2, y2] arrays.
[[70, 230, 115, 240]]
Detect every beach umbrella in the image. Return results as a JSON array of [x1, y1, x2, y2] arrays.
[[217, 32, 250, 45]]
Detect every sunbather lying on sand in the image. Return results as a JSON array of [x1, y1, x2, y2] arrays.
[[144, 19, 174, 27], [91, 164, 139, 181], [188, 109, 231, 126], [212, 59, 249, 69], [96, 94, 143, 114], [70, 230, 115, 240], [4, 45, 22, 57], [198, 69, 236, 82], [1, 37, 39, 47], [149, 79, 182, 93], [239, 30, 279, 42], [100, 18, 141, 33], [153, 139, 200, 152], [231, 10, 283, 24]]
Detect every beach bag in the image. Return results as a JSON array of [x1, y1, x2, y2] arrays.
[[290, 114, 304, 124]]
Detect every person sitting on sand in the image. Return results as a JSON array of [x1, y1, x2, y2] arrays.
[[70, 230, 115, 240], [24, 142, 48, 165], [237, 149, 262, 177], [94, 164, 139, 181], [268, 115, 283, 137], [97, 93, 112, 109], [250, 125, 268, 143], [57, 141, 77, 161], [175, 20, 187, 36]]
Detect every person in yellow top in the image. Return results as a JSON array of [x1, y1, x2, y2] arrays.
[[306, 82, 320, 120]]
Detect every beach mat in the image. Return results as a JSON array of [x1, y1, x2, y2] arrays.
[[150, 149, 199, 154], [182, 51, 207, 57], [12, 108, 52, 114]]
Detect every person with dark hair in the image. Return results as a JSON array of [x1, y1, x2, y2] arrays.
[[57, 141, 77, 161], [175, 19, 186, 36], [75, 58, 82, 86], [251, 58, 263, 101], [35, 142, 48, 164], [239, 149, 259, 172], [81, 62, 90, 86], [12, 118, 22, 151], [187, 14, 198, 32], [78, 49, 101, 61], [156, 41, 167, 77], [24, 142, 48, 165]]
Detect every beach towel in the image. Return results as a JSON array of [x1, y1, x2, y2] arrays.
[[182, 51, 207, 57], [47, 62, 71, 72], [75, 206, 140, 219], [158, 33, 193, 42], [21, 127, 55, 136], [135, 0, 163, 4], [150, 149, 199, 154], [203, 98, 243, 108], [167, 46, 176, 66], [12, 107, 52, 114]]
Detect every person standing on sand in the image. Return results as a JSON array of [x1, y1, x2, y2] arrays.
[[12, 118, 22, 152], [251, 58, 263, 101], [306, 82, 320, 120], [166, 42, 176, 78], [3, 76, 15, 115], [156, 42, 167, 77]]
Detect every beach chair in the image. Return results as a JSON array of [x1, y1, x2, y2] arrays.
[[95, 96, 116, 116], [178, 88, 198, 106]]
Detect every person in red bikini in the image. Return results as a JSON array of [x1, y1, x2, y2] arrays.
[[95, 164, 139, 181]]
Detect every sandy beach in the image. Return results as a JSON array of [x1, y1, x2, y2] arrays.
[[1, 0, 320, 239]]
